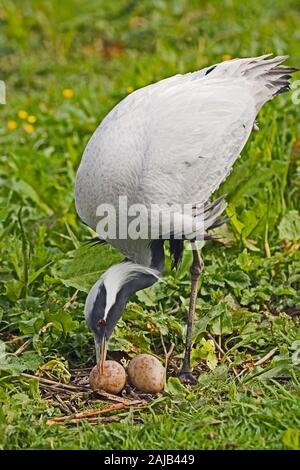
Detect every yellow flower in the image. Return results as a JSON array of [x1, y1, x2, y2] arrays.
[[23, 123, 34, 134], [27, 115, 37, 124], [127, 86, 134, 94], [146, 322, 159, 332], [18, 110, 28, 119], [222, 54, 232, 61], [63, 88, 73, 99], [7, 120, 18, 130]]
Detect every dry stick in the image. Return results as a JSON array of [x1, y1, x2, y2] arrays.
[[14, 323, 53, 357], [207, 333, 240, 381], [54, 394, 73, 415], [63, 289, 79, 310], [69, 415, 122, 426], [14, 338, 32, 356], [94, 389, 143, 405], [71, 367, 93, 373], [47, 402, 144, 425], [236, 347, 278, 379], [39, 383, 81, 395], [23, 373, 142, 405], [218, 317, 222, 361], [160, 333, 174, 391], [21, 373, 88, 392], [165, 307, 180, 315], [160, 333, 175, 370], [68, 404, 78, 414], [254, 347, 278, 366]]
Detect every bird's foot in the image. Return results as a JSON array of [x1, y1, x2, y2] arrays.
[[177, 369, 198, 386]]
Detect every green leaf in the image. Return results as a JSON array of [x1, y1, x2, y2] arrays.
[[191, 338, 218, 369], [236, 249, 257, 272], [206, 351, 218, 370], [166, 377, 188, 396], [135, 289, 156, 307], [279, 210, 300, 242], [211, 309, 233, 335], [51, 244, 122, 292], [0, 352, 43, 375], [10, 179, 53, 215], [224, 271, 251, 289], [19, 316, 44, 334], [4, 279, 23, 302], [251, 363, 291, 382], [45, 311, 78, 334]]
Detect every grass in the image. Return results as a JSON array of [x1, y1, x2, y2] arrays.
[[0, 0, 300, 450]]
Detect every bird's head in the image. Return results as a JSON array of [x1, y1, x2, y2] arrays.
[[84, 261, 160, 372]]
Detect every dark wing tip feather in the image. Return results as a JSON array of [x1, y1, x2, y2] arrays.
[[272, 64, 298, 96], [84, 236, 108, 247], [274, 84, 291, 96], [169, 239, 184, 270], [207, 215, 232, 230], [203, 193, 227, 213]]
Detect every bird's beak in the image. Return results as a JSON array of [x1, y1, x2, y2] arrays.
[[96, 336, 107, 375]]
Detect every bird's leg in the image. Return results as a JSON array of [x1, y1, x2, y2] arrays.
[[178, 243, 203, 385]]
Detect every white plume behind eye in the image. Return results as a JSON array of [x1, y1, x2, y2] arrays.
[[102, 262, 160, 319]]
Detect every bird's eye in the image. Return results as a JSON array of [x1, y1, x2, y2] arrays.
[[98, 319, 106, 328]]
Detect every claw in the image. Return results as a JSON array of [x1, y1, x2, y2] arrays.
[[177, 370, 198, 386]]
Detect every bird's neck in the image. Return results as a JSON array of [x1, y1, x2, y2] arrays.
[[102, 261, 160, 319], [102, 261, 161, 338]]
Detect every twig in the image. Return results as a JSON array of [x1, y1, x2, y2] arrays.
[[39, 383, 84, 395], [218, 317, 222, 361], [165, 307, 180, 315], [70, 367, 93, 374], [69, 415, 122, 425], [23, 373, 144, 405], [236, 347, 278, 379], [46, 403, 144, 425], [14, 323, 52, 357], [21, 373, 88, 392], [14, 338, 32, 356], [54, 394, 73, 415], [94, 389, 143, 405], [254, 347, 278, 366], [160, 333, 175, 370], [63, 290, 79, 310], [207, 332, 240, 381]]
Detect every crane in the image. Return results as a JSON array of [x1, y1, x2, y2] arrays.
[[75, 55, 296, 384]]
